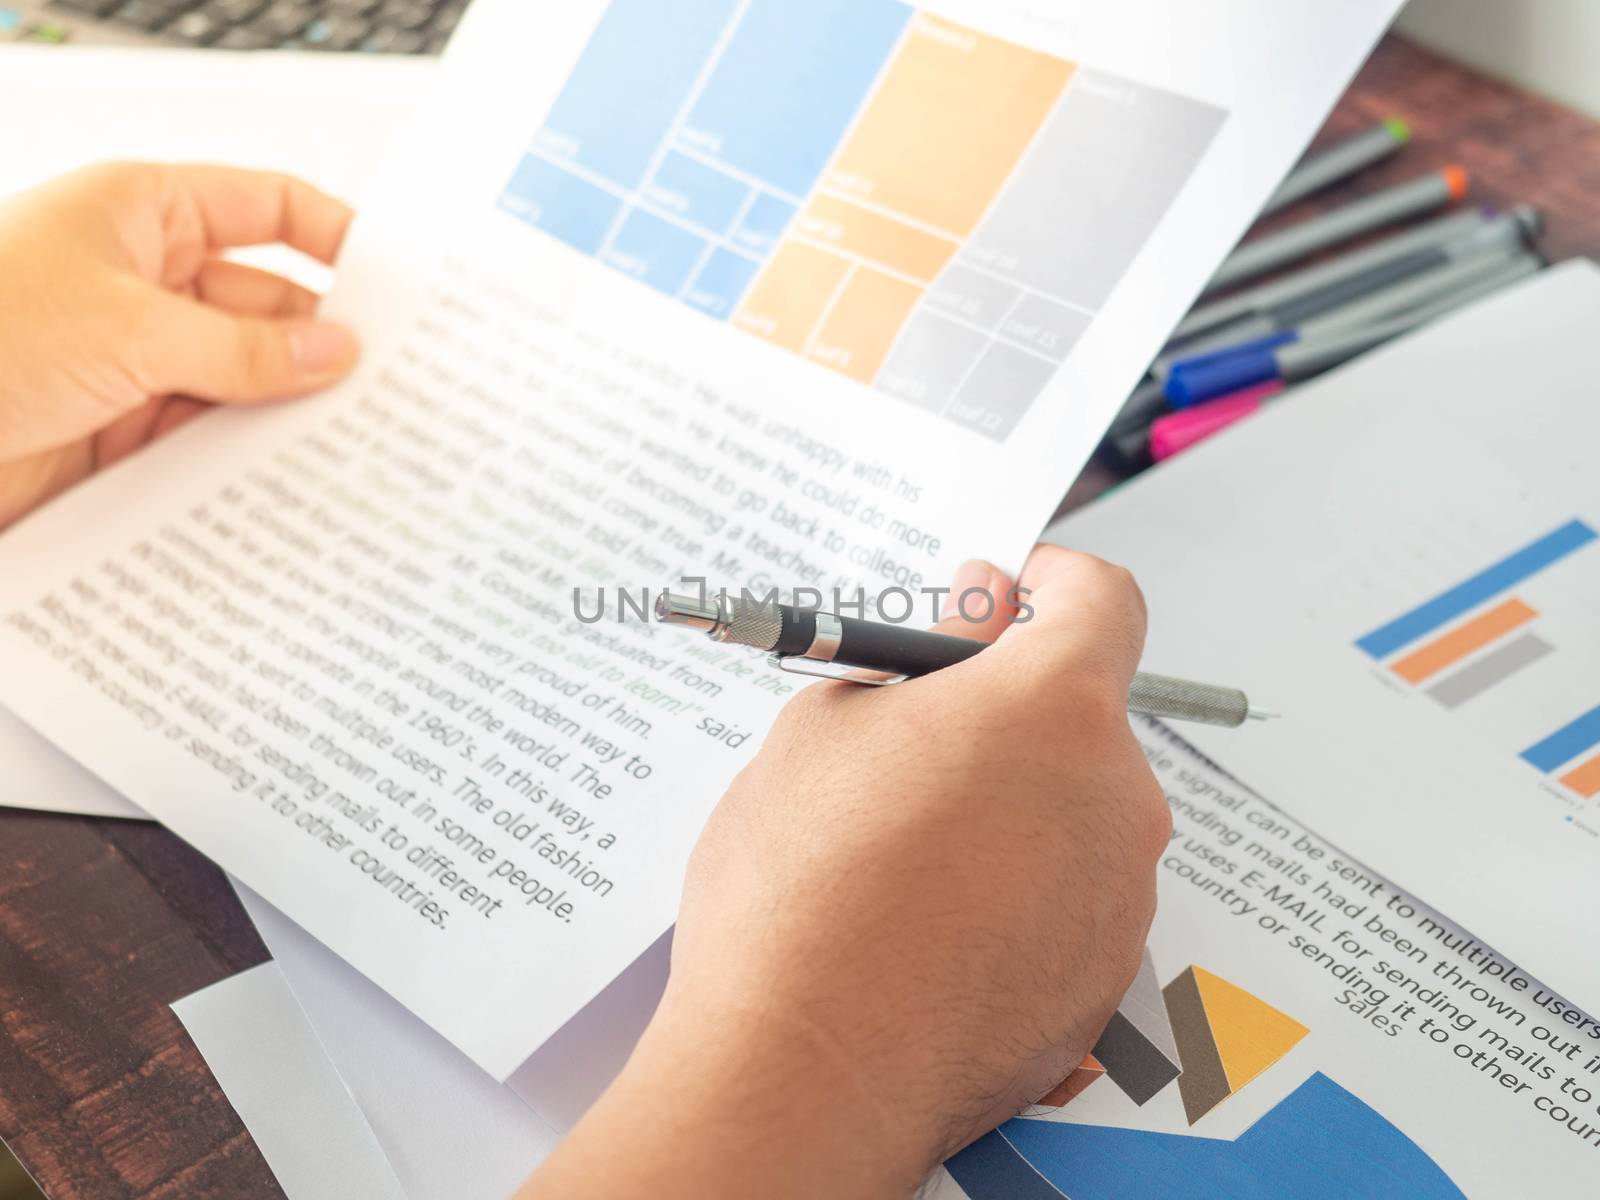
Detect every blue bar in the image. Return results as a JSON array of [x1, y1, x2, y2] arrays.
[[535, 0, 738, 190], [602, 207, 708, 295], [730, 192, 796, 256], [682, 248, 761, 318], [643, 151, 750, 234], [1522, 704, 1600, 773], [681, 0, 911, 197], [1356, 520, 1598, 658], [500, 156, 621, 255]]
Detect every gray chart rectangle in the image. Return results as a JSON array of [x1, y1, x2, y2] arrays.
[[1426, 633, 1554, 709], [959, 68, 1226, 311]]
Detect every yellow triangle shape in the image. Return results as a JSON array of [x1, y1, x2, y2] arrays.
[[1191, 966, 1308, 1093]]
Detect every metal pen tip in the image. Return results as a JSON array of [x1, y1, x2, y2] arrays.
[[1246, 707, 1280, 721], [656, 591, 723, 633]]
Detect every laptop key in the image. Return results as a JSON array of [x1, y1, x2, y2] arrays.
[[167, 8, 219, 39], [323, 15, 367, 48], [205, 0, 264, 23], [49, 0, 124, 16], [429, 5, 459, 35], [361, 22, 421, 52], [110, 0, 177, 29], [213, 23, 273, 46], [387, 1, 430, 29], [254, 0, 309, 37]]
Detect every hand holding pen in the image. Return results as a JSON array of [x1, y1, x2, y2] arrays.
[[659, 554, 1273, 729]]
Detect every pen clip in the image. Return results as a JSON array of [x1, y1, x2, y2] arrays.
[[768, 654, 907, 687]]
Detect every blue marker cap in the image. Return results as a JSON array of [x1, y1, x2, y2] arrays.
[[1166, 330, 1297, 375], [1165, 348, 1282, 407]]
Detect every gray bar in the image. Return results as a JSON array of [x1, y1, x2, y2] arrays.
[[999, 294, 1091, 362], [1279, 253, 1542, 379], [1173, 208, 1490, 341], [876, 310, 986, 414], [1426, 633, 1553, 709], [945, 341, 1056, 441], [1261, 121, 1408, 216], [960, 68, 1225, 311], [1207, 170, 1459, 294], [922, 265, 1021, 332]]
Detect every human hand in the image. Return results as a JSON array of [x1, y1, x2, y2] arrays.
[[0, 162, 361, 528], [524, 546, 1169, 1199]]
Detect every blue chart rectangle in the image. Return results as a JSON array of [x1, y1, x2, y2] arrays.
[[730, 192, 797, 256], [603, 208, 708, 295], [535, 0, 738, 189], [645, 151, 750, 233], [683, 248, 761, 318], [1521, 704, 1600, 773], [501, 0, 1221, 438], [681, 0, 912, 197], [501, 156, 621, 254], [1356, 520, 1598, 659]]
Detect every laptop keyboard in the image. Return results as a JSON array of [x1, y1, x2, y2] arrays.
[[20, 0, 462, 52]]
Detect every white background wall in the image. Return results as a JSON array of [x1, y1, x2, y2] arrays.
[[1397, 0, 1600, 118]]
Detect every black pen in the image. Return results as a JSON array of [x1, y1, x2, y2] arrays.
[[656, 592, 1274, 729]]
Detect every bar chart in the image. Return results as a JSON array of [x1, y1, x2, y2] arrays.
[[499, 0, 1224, 440], [1354, 518, 1600, 800]]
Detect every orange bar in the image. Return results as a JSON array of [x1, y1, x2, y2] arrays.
[[1391, 598, 1537, 684], [1560, 753, 1600, 799], [792, 194, 958, 282], [825, 15, 1074, 235], [732, 239, 851, 352], [807, 267, 923, 383]]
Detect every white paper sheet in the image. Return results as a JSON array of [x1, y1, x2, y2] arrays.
[[230, 885, 564, 1199], [930, 720, 1600, 1199], [241, 866, 663, 1139], [0, 46, 431, 289], [172, 963, 409, 1200], [0, 0, 1401, 1078], [0, 49, 425, 821], [1050, 261, 1600, 1014], [0, 46, 430, 200], [0, 705, 144, 818]]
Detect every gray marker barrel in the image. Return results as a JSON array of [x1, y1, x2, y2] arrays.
[[1261, 118, 1411, 216], [1293, 242, 1528, 343], [1280, 253, 1544, 380], [1204, 166, 1470, 295], [1156, 213, 1538, 378], [1106, 379, 1169, 440], [1154, 248, 1438, 378], [1173, 206, 1530, 343]]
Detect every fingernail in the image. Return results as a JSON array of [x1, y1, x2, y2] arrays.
[[290, 322, 360, 374], [943, 558, 991, 620]]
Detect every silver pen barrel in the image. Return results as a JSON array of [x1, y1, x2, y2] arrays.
[[1128, 673, 1264, 728], [659, 592, 1273, 728]]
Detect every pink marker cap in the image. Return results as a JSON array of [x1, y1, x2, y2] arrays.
[[1149, 380, 1286, 461]]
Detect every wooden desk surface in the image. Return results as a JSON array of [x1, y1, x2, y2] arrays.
[[6, 34, 1600, 1200]]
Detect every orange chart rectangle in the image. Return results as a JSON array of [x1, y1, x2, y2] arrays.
[[732, 240, 851, 352], [794, 194, 958, 282], [1560, 754, 1600, 799], [824, 15, 1074, 236], [1391, 598, 1538, 684], [808, 267, 923, 383]]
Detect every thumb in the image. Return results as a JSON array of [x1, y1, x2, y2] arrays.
[[134, 289, 360, 403], [992, 544, 1148, 699], [929, 558, 1018, 643]]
